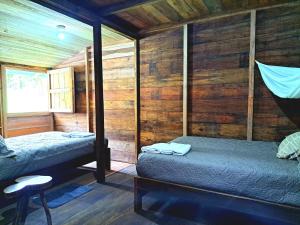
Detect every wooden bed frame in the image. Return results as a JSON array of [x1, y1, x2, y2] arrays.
[[0, 143, 110, 208], [134, 176, 300, 224]]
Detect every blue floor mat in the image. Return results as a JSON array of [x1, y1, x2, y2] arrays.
[[33, 184, 93, 208]]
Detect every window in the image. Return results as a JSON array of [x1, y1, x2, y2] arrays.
[[48, 67, 74, 113], [2, 66, 74, 115], [4, 68, 49, 114]]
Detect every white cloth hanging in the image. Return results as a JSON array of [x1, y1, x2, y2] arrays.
[[256, 61, 300, 98]]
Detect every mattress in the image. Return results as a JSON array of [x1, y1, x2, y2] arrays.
[[137, 136, 300, 207], [0, 131, 96, 181]]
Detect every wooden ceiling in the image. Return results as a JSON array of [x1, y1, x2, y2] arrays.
[[0, 0, 131, 68], [65, 0, 295, 36], [0, 0, 296, 68]]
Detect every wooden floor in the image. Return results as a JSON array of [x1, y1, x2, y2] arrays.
[[84, 160, 133, 173], [0, 165, 294, 225]]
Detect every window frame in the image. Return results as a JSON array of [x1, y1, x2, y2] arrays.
[[48, 67, 75, 113], [1, 65, 51, 117]]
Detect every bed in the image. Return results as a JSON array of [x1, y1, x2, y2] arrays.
[[135, 136, 300, 223], [0, 131, 110, 182]]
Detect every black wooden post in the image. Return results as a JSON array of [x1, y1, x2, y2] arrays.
[[93, 24, 105, 183], [135, 39, 141, 158]]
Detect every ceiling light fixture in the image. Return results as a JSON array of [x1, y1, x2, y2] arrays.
[[56, 24, 66, 40]]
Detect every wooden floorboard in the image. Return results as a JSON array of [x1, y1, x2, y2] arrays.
[[0, 166, 294, 225], [0, 169, 200, 225], [84, 160, 133, 172]]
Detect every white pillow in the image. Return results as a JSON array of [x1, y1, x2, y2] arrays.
[[277, 132, 300, 159]]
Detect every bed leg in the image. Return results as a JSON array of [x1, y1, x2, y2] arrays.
[[134, 177, 143, 212], [105, 147, 111, 170]]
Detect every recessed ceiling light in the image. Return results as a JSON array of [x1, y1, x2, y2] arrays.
[[56, 25, 66, 40], [56, 24, 66, 29]]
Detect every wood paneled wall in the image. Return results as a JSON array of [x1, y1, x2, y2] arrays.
[[102, 42, 136, 163], [253, 5, 300, 141], [140, 3, 300, 144], [140, 29, 183, 146], [54, 50, 88, 132], [188, 14, 250, 139], [6, 114, 53, 137], [54, 42, 137, 163]]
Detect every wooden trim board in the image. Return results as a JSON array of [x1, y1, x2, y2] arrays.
[[0, 65, 6, 137], [1, 65, 9, 137], [85, 47, 91, 132], [182, 24, 189, 136], [7, 112, 51, 118], [135, 39, 141, 159], [247, 10, 256, 141]]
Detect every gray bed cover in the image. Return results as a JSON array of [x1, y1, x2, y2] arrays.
[[137, 136, 300, 207], [0, 132, 96, 181]]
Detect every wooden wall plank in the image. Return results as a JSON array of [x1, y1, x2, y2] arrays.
[[6, 114, 53, 137], [140, 28, 183, 146], [188, 13, 250, 140], [54, 113, 87, 132]]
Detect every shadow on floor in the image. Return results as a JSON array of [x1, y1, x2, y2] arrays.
[[138, 195, 291, 225]]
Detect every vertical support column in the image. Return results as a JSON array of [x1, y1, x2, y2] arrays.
[[135, 39, 141, 159], [85, 47, 91, 132], [93, 24, 105, 183], [183, 24, 189, 136], [247, 10, 256, 141], [1, 66, 8, 138]]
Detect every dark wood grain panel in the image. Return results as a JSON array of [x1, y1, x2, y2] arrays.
[[188, 14, 250, 139], [190, 123, 246, 139], [140, 28, 183, 146], [253, 4, 300, 141]]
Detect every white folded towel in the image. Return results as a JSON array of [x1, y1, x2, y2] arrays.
[[62, 132, 95, 138], [141, 142, 191, 156]]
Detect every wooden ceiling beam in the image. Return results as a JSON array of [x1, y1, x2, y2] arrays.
[[100, 15, 140, 40], [98, 0, 160, 16], [30, 0, 139, 39], [30, 0, 97, 25], [139, 0, 300, 37]]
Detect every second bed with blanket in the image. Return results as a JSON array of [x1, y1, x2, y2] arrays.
[[0, 131, 108, 182], [136, 136, 300, 207]]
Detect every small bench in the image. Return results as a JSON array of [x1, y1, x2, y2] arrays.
[[4, 175, 53, 225]]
